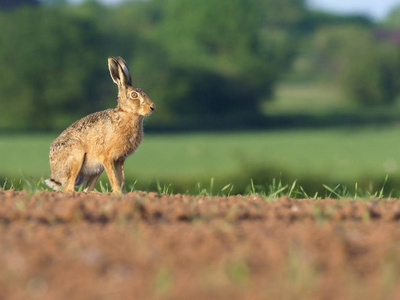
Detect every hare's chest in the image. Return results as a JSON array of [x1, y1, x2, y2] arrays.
[[109, 115, 144, 160], [125, 131, 142, 153], [112, 128, 143, 160]]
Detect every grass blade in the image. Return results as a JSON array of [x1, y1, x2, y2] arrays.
[[288, 180, 297, 198], [378, 175, 389, 198], [299, 186, 309, 198], [323, 184, 341, 198], [269, 186, 288, 198]]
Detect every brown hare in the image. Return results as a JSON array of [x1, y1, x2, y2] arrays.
[[45, 56, 155, 194]]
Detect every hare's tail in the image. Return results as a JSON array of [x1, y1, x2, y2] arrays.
[[45, 178, 62, 191]]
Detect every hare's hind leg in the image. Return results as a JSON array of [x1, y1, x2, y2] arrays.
[[64, 152, 86, 193], [114, 159, 126, 193], [45, 178, 62, 191], [84, 173, 102, 192]]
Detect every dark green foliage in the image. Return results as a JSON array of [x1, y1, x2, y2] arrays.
[[124, 0, 304, 125], [343, 42, 400, 106], [0, 0, 38, 10], [309, 25, 400, 106], [0, 0, 304, 130], [384, 5, 400, 28], [1, 1, 399, 130], [301, 10, 372, 32], [0, 6, 106, 129]]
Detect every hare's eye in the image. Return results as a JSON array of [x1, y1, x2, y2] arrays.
[[130, 92, 138, 99]]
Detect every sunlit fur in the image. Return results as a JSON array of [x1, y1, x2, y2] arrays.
[[45, 57, 155, 194]]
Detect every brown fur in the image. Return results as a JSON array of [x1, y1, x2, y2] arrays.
[[45, 57, 155, 194]]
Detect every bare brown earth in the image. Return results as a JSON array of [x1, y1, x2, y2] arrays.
[[1, 190, 400, 300]]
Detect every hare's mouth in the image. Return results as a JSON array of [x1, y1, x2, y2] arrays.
[[141, 111, 152, 118], [146, 107, 155, 116]]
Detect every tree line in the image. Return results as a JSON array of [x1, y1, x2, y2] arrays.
[[0, 0, 400, 130]]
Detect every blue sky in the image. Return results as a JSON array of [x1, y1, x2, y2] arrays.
[[307, 0, 400, 20], [70, 0, 400, 20]]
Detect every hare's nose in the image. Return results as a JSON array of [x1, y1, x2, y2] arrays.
[[150, 104, 156, 111]]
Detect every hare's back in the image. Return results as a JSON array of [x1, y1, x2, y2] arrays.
[[68, 110, 114, 135], [50, 110, 114, 152]]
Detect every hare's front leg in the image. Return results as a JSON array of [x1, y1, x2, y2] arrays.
[[114, 159, 126, 193], [103, 159, 122, 194]]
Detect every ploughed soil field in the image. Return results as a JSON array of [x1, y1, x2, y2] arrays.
[[2, 190, 400, 299]]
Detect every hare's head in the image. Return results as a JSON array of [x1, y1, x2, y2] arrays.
[[108, 56, 156, 116]]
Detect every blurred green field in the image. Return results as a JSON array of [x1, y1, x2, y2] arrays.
[[264, 82, 400, 117], [263, 82, 351, 115], [1, 125, 400, 194]]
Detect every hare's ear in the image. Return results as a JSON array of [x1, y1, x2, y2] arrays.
[[108, 57, 122, 86], [108, 56, 132, 87], [116, 56, 132, 86]]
